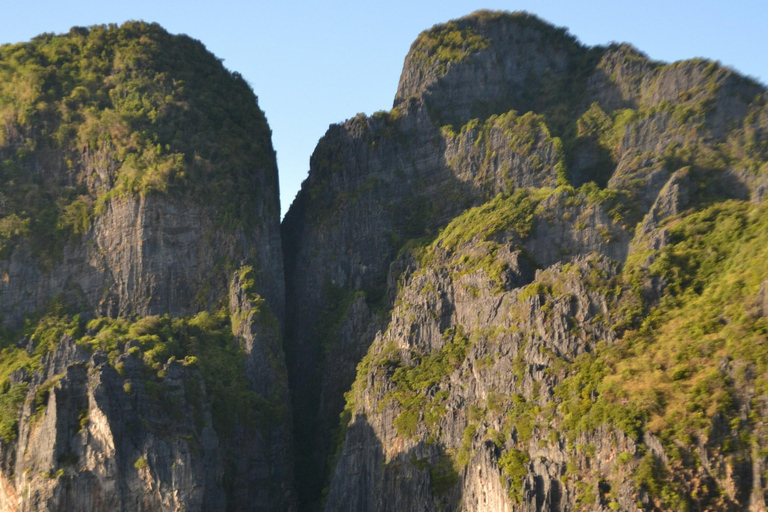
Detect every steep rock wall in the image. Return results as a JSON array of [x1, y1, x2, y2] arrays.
[[0, 194, 283, 328]]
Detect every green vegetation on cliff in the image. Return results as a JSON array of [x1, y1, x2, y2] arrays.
[[429, 188, 542, 254], [0, 307, 282, 443], [0, 308, 81, 441], [410, 20, 489, 75], [337, 138, 767, 509], [0, 22, 277, 263], [559, 199, 768, 447]]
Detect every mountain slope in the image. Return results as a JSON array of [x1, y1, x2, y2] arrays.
[[281, 10, 768, 511]]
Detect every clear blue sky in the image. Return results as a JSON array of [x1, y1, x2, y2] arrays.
[[2, 1, 766, 217]]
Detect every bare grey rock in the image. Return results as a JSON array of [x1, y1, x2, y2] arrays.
[[0, 194, 284, 331]]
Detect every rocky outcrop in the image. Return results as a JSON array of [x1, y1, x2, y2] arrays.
[[281, 93, 567, 506], [393, 11, 582, 126], [1, 337, 225, 512], [325, 248, 625, 511]]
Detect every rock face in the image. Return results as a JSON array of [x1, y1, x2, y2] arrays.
[[283, 10, 768, 512], [0, 23, 292, 511], [0, 23, 284, 328], [3, 10, 768, 512], [393, 11, 581, 126], [1, 337, 225, 511], [0, 194, 284, 328], [281, 27, 572, 501]]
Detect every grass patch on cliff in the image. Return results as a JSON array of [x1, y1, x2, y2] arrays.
[[0, 307, 81, 442], [619, 200, 768, 438], [428, 188, 548, 257], [383, 326, 473, 439], [499, 448, 530, 503], [80, 311, 284, 435], [633, 452, 688, 511], [0, 382, 27, 442], [411, 187, 555, 293], [410, 20, 489, 76]]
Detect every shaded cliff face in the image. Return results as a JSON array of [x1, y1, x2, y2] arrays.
[[282, 10, 768, 512], [0, 23, 293, 511], [0, 194, 282, 327]]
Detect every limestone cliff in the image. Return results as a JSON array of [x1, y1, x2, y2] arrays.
[[282, 10, 768, 512], [0, 23, 293, 511], [2, 10, 768, 512]]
